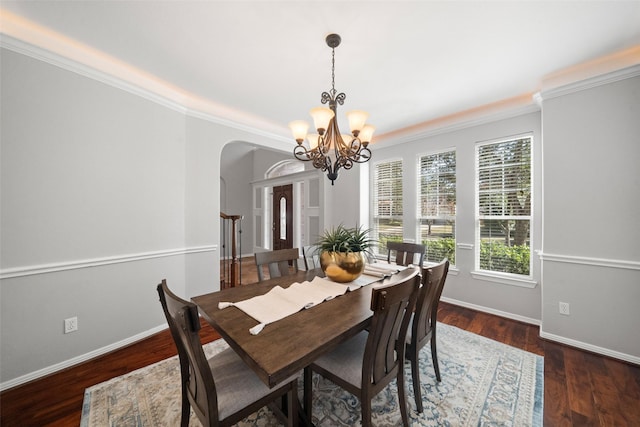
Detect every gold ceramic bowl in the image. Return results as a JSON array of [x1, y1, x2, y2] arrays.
[[320, 251, 365, 283]]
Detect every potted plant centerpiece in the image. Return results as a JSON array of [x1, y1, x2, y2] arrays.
[[316, 224, 377, 283]]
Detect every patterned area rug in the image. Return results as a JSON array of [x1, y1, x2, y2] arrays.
[[81, 324, 543, 426]]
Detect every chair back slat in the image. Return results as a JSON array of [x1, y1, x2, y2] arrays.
[[302, 245, 320, 270], [414, 259, 450, 346], [254, 248, 300, 282], [386, 241, 426, 267], [364, 268, 420, 387], [157, 280, 218, 424]]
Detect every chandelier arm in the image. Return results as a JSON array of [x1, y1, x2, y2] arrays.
[[313, 149, 329, 171], [354, 146, 372, 163], [293, 145, 313, 161]]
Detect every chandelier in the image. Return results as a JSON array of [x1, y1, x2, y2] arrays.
[[289, 34, 374, 185]]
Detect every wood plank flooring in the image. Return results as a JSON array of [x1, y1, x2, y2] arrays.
[[2, 258, 639, 426]]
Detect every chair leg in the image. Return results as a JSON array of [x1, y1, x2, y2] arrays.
[[397, 366, 411, 426], [180, 384, 190, 427], [286, 381, 297, 427], [410, 347, 423, 413], [431, 333, 441, 382], [303, 367, 313, 420], [361, 394, 372, 427]]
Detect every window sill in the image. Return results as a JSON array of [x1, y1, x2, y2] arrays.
[[470, 270, 538, 288]]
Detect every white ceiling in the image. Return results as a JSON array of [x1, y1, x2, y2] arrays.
[[2, 1, 640, 143]]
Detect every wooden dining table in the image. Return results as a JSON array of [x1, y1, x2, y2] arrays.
[[192, 268, 378, 389]]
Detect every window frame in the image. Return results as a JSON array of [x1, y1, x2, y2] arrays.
[[416, 148, 457, 265], [371, 158, 404, 257], [472, 134, 536, 287]]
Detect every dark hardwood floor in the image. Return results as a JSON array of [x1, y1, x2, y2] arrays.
[[2, 258, 639, 426]]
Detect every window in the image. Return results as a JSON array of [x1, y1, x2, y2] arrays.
[[476, 136, 532, 276], [372, 160, 403, 256], [266, 160, 304, 179], [419, 150, 456, 264]]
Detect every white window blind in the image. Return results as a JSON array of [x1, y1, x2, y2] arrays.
[[372, 160, 403, 256], [419, 150, 456, 264], [476, 136, 532, 276]]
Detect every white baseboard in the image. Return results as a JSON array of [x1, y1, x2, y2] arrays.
[[442, 297, 640, 364], [539, 330, 640, 365], [0, 324, 167, 392], [441, 296, 541, 326]]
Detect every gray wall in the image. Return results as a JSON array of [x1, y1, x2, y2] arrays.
[[1, 49, 186, 384], [539, 73, 640, 360], [0, 48, 289, 387]]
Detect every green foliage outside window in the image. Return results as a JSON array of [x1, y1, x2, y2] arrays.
[[479, 241, 530, 275], [423, 238, 456, 264], [377, 233, 402, 255]]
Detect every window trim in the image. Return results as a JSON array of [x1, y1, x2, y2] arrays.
[[474, 133, 534, 282], [371, 157, 404, 256], [416, 147, 457, 265], [470, 270, 538, 288]]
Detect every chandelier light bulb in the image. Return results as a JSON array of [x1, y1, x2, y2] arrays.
[[289, 120, 309, 143], [346, 110, 369, 134], [358, 124, 376, 145], [309, 107, 335, 134]]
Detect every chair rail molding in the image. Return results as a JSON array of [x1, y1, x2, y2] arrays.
[[0, 245, 218, 279], [538, 252, 640, 272]]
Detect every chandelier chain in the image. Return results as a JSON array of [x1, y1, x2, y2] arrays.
[[331, 47, 336, 96]]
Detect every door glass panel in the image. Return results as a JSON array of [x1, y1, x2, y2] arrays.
[[280, 197, 287, 240]]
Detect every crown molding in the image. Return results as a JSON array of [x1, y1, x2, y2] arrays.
[[375, 97, 540, 147], [539, 45, 640, 101], [1, 34, 292, 143], [540, 63, 640, 101], [0, 33, 189, 114], [185, 107, 292, 147], [0, 12, 293, 144]]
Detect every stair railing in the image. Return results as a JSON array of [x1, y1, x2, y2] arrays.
[[220, 212, 243, 288]]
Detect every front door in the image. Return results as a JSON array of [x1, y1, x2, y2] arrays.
[[272, 184, 293, 251]]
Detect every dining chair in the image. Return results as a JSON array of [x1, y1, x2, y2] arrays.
[[405, 259, 450, 413], [386, 241, 426, 267], [157, 280, 298, 427], [303, 267, 421, 427], [302, 245, 320, 270], [254, 248, 300, 282]]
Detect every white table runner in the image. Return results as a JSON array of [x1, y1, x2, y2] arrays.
[[218, 270, 396, 334]]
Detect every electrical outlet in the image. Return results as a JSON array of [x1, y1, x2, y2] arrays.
[[558, 302, 570, 316], [64, 316, 78, 334]]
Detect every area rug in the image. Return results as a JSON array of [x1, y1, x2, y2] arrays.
[[81, 323, 543, 426]]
